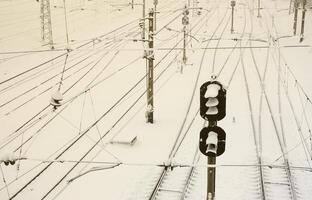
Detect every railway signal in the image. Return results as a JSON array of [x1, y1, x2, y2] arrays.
[[200, 81, 226, 121], [199, 126, 226, 157], [199, 80, 227, 200]]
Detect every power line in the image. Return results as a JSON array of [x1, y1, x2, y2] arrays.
[[10, 156, 312, 172]]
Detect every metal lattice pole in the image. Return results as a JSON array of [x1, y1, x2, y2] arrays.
[[182, 6, 189, 70], [40, 0, 54, 49]]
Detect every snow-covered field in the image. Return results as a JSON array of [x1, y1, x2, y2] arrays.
[[0, 0, 312, 199]]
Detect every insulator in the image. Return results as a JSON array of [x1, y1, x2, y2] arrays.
[[182, 16, 189, 25], [50, 91, 63, 108], [183, 10, 189, 15], [51, 91, 63, 101], [139, 21, 144, 28]]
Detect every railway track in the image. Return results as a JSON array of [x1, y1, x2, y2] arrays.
[[146, 2, 233, 200], [0, 1, 199, 198], [1, 0, 312, 200], [244, 2, 298, 199]]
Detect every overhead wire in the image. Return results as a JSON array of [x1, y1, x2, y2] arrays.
[[0, 15, 142, 87], [34, 5, 217, 199], [88, 90, 121, 162], [5, 40, 133, 152], [148, 3, 232, 199], [8, 11, 198, 199], [0, 26, 138, 95], [296, 86, 312, 160], [211, 15, 231, 75], [2, 60, 95, 117], [271, 51, 312, 164], [0, 26, 145, 150], [249, 5, 299, 199], [236, 3, 267, 199], [171, 10, 232, 159], [0, 1, 182, 118], [168, 4, 228, 162], [266, 4, 312, 165], [0, 34, 137, 112], [0, 164, 11, 199]]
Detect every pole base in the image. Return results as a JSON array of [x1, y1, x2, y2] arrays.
[[300, 35, 304, 43], [146, 111, 153, 123]]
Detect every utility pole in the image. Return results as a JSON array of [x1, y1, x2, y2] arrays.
[[257, 0, 261, 18], [40, 0, 54, 49], [142, 0, 146, 40], [146, 9, 154, 123], [230, 1, 236, 34], [182, 6, 189, 73], [293, 0, 299, 35], [299, 0, 306, 42], [153, 0, 158, 31], [131, 0, 134, 9]]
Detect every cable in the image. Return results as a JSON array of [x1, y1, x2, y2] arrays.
[[0, 16, 141, 86], [0, 164, 11, 199], [0, 32, 136, 112], [88, 90, 121, 162], [249, 7, 298, 199], [148, 3, 230, 199], [169, 4, 228, 161], [0, 2, 181, 116], [5, 156, 312, 171], [58, 54, 69, 91], [36, 7, 213, 198], [1, 30, 142, 150], [9, 19, 193, 199], [211, 15, 231, 75]]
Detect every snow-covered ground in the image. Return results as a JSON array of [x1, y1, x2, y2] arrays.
[[0, 0, 312, 199]]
